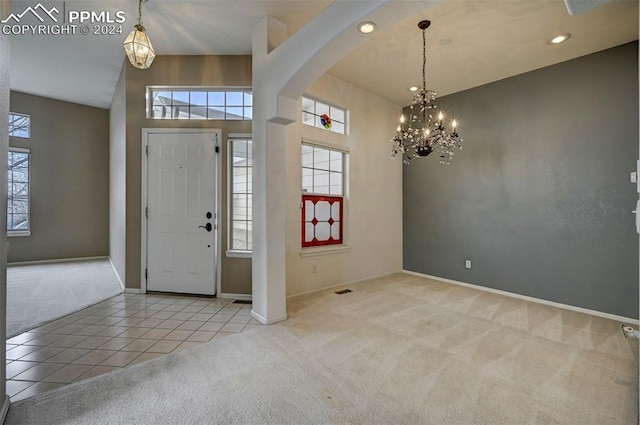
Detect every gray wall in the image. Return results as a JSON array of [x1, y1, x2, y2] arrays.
[[109, 64, 127, 283], [8, 92, 109, 262], [403, 42, 639, 319], [125, 56, 252, 294]]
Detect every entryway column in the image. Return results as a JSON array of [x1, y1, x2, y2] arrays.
[[250, 1, 434, 324]]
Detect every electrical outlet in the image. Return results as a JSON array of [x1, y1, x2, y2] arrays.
[[465, 260, 472, 269], [312, 265, 317, 274]]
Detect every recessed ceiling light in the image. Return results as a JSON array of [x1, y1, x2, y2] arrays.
[[549, 33, 571, 44], [357, 21, 376, 34], [409, 86, 419, 92]]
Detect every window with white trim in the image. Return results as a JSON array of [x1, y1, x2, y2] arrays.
[[9, 113, 30, 139], [7, 148, 30, 234], [229, 138, 252, 251], [148, 87, 252, 120], [301, 96, 346, 135], [301, 143, 346, 247]]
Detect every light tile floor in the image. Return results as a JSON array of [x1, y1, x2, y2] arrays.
[[6, 292, 260, 402]]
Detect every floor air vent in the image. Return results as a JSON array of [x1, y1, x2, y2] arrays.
[[335, 289, 353, 295], [232, 300, 252, 305]]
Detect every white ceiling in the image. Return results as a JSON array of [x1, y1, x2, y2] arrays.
[[7, 0, 639, 110]]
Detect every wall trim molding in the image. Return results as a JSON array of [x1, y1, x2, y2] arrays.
[[124, 288, 142, 294], [287, 272, 397, 299], [108, 257, 125, 292], [403, 270, 640, 325], [1, 395, 10, 424], [219, 292, 251, 301], [250, 310, 287, 325], [7, 256, 108, 267]]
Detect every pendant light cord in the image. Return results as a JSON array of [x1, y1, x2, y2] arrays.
[[138, 0, 143, 26]]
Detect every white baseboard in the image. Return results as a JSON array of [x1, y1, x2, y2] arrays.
[[286, 272, 397, 299], [219, 292, 251, 301], [403, 270, 640, 325], [108, 257, 125, 292], [1, 395, 10, 423], [124, 288, 142, 294], [7, 256, 108, 267], [251, 310, 287, 325]]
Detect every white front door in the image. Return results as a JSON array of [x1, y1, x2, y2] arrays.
[[146, 130, 218, 295]]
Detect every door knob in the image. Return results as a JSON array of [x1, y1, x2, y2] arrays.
[[198, 223, 212, 232]]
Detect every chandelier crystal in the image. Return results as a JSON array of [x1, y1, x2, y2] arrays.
[[391, 20, 463, 165], [123, 0, 155, 70]]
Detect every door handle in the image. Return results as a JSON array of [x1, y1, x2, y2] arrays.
[[198, 223, 212, 232]]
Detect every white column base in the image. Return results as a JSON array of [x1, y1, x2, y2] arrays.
[[251, 310, 288, 325]]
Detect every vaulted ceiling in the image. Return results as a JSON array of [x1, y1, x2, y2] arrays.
[[6, 0, 638, 109]]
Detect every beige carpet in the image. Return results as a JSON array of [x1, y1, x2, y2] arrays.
[[6, 273, 638, 424], [7, 259, 123, 338]]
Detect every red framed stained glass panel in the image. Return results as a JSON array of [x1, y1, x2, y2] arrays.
[[302, 195, 343, 247]]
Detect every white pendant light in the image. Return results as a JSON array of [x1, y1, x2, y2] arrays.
[[123, 0, 155, 69]]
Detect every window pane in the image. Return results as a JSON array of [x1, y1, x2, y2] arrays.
[[7, 150, 29, 232], [230, 140, 253, 251], [232, 221, 248, 250], [173, 106, 190, 119], [302, 168, 313, 193], [226, 91, 243, 106], [207, 106, 225, 119], [225, 107, 243, 120], [11, 215, 28, 230], [302, 97, 315, 113], [313, 169, 329, 194], [172, 91, 189, 105], [243, 107, 253, 120], [243, 92, 253, 107], [8, 113, 30, 138], [189, 107, 207, 119], [331, 223, 340, 240], [313, 147, 330, 171], [152, 91, 171, 105], [302, 111, 315, 127], [329, 151, 342, 172], [302, 145, 314, 168], [304, 223, 315, 242], [208, 91, 225, 106], [315, 201, 330, 221], [190, 91, 207, 106], [315, 222, 330, 241], [246, 221, 253, 250], [331, 121, 345, 135], [330, 107, 345, 123], [315, 102, 329, 117]]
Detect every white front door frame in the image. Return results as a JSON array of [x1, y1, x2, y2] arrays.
[[141, 128, 222, 296]]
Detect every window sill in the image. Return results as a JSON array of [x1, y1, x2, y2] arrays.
[[8, 231, 30, 237], [300, 245, 350, 258], [225, 250, 252, 259]]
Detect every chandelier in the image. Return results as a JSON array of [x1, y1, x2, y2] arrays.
[[123, 0, 156, 70], [391, 20, 463, 165]]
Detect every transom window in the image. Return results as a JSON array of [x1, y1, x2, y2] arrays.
[[229, 139, 252, 252], [8, 148, 30, 234], [9, 113, 30, 139], [302, 96, 346, 135], [148, 87, 252, 120], [301, 143, 346, 247]]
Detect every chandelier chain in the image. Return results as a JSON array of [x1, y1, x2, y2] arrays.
[[422, 27, 426, 94]]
